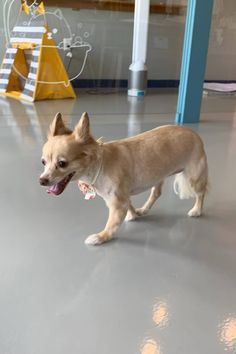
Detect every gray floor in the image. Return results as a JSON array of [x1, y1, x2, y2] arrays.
[[0, 89, 236, 354]]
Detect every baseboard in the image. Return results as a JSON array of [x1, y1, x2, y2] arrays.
[[72, 79, 236, 89], [72, 79, 128, 88]]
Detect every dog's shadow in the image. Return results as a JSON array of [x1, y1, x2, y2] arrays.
[[118, 211, 199, 248], [86, 206, 216, 254]]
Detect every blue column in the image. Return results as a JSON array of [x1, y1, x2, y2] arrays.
[[175, 0, 214, 124]]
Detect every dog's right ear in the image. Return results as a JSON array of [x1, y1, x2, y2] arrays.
[[73, 112, 91, 143], [48, 113, 71, 137]]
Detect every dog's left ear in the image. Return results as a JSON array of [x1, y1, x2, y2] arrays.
[[48, 113, 71, 137], [74, 112, 91, 143]]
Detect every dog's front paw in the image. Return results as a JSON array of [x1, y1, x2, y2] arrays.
[[125, 211, 137, 222], [188, 208, 201, 217], [85, 234, 104, 246]]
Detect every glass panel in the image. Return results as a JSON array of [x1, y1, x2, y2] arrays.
[[0, 0, 187, 96], [0, 0, 190, 140]]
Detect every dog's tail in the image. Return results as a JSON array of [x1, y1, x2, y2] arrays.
[[173, 172, 195, 200]]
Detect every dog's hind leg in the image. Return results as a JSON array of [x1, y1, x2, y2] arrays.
[[187, 155, 208, 217], [188, 193, 205, 217], [136, 182, 163, 217]]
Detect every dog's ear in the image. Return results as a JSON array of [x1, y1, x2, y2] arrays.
[[73, 112, 91, 143], [48, 113, 71, 137]]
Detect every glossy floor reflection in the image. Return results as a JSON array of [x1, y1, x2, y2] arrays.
[[0, 89, 236, 354]]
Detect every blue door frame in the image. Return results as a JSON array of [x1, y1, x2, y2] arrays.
[[175, 0, 214, 124]]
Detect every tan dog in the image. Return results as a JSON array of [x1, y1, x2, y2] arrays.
[[40, 112, 208, 245]]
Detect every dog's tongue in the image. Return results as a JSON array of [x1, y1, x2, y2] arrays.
[[47, 182, 65, 196], [47, 173, 74, 196]]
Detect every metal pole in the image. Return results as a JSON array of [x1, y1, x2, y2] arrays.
[[128, 0, 150, 97]]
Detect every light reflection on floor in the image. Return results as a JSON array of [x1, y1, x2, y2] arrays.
[[219, 316, 236, 351]]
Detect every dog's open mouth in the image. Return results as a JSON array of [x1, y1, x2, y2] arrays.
[[47, 172, 75, 196]]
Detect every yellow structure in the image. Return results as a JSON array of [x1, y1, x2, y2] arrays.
[[0, 1, 76, 102]]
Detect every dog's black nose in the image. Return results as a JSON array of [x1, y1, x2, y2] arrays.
[[39, 177, 49, 186]]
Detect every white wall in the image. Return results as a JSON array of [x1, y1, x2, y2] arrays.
[[0, 0, 235, 82]]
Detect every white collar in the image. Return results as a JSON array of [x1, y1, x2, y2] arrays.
[[91, 156, 103, 186]]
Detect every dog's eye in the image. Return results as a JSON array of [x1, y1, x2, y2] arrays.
[[41, 158, 46, 166], [58, 160, 68, 168]]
